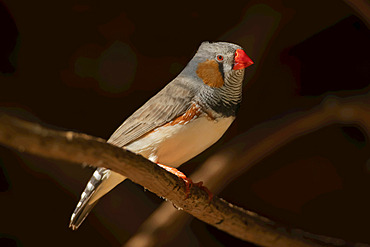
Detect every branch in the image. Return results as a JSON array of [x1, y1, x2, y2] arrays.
[[0, 112, 335, 247], [0, 113, 315, 247], [124, 93, 370, 247]]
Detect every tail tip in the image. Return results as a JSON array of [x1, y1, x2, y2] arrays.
[[69, 223, 78, 231], [69, 213, 80, 231]]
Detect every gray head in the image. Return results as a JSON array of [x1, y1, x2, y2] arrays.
[[180, 41, 254, 117]]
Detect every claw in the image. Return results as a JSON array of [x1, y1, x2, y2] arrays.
[[157, 163, 213, 202], [193, 181, 213, 202]]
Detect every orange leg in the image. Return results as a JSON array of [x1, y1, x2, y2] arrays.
[[157, 163, 213, 201]]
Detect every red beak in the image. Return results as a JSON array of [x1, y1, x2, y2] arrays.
[[233, 49, 254, 70]]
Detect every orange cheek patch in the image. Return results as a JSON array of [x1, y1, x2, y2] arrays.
[[196, 60, 224, 88]]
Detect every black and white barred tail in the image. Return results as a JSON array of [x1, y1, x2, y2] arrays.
[[69, 167, 125, 230]]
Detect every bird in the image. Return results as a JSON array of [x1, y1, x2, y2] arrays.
[[69, 41, 254, 230]]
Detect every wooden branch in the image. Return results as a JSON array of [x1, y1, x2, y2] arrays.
[[0, 94, 369, 247], [0, 113, 328, 247], [124, 93, 370, 247]]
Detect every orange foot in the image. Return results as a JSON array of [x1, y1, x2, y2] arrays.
[[157, 163, 213, 202]]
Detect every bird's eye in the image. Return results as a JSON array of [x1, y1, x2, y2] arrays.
[[216, 54, 224, 62]]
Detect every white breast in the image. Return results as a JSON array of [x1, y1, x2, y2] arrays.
[[125, 116, 235, 167]]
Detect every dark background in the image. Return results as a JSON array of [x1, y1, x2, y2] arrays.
[[0, 0, 369, 246]]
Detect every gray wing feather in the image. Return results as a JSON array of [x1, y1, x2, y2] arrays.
[[108, 78, 196, 146], [70, 78, 196, 230]]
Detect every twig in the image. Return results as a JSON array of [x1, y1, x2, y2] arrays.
[[0, 111, 350, 247], [0, 93, 369, 247], [0, 113, 319, 247]]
